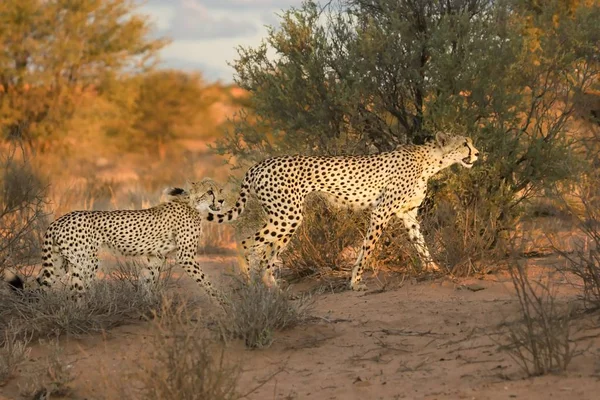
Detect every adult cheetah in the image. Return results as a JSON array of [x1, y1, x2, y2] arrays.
[[4, 179, 227, 304], [208, 133, 479, 290]]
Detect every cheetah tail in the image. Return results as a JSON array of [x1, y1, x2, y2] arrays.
[[206, 176, 252, 224], [2, 268, 24, 291]]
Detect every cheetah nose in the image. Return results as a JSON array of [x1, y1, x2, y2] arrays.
[[474, 152, 480, 157], [218, 199, 225, 204]]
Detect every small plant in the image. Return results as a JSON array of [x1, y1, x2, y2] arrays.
[[497, 259, 577, 376], [550, 151, 600, 310], [20, 339, 75, 399], [138, 299, 240, 400], [555, 229, 600, 310], [0, 144, 48, 279], [218, 275, 313, 349], [0, 327, 31, 385], [420, 177, 508, 277]]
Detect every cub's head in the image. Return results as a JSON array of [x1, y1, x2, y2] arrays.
[[164, 178, 225, 214], [434, 132, 479, 168]]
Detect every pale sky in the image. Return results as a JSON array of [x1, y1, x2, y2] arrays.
[[140, 0, 306, 82]]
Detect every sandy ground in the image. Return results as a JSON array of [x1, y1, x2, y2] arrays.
[[1, 256, 600, 400]]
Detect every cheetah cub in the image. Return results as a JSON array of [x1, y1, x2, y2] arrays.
[[4, 179, 227, 304]]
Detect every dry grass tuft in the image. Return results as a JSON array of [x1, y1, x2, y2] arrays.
[[0, 261, 180, 342], [218, 275, 313, 349], [496, 258, 579, 376], [282, 195, 364, 279], [137, 298, 240, 400], [19, 339, 75, 400], [422, 197, 500, 276], [0, 327, 31, 385], [550, 178, 600, 310]]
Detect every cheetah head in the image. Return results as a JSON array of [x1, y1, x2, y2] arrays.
[[165, 178, 225, 214], [435, 132, 480, 168]]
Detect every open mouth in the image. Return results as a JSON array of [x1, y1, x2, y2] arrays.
[[462, 157, 474, 166], [209, 205, 220, 212]]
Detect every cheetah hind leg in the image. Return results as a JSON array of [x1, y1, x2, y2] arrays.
[[59, 248, 99, 304], [32, 247, 72, 295], [242, 233, 276, 286], [260, 242, 279, 288], [261, 227, 299, 289], [236, 236, 256, 281], [140, 255, 166, 293], [350, 207, 392, 291]]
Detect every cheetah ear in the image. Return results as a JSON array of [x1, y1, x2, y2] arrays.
[[164, 187, 185, 197], [163, 187, 189, 202], [435, 132, 451, 148]]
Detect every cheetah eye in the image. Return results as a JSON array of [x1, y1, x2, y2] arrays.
[[207, 190, 213, 196]]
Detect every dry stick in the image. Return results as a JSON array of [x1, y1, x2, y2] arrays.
[[238, 361, 288, 399], [377, 328, 444, 338]]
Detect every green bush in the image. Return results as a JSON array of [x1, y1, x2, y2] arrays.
[[215, 0, 599, 276]]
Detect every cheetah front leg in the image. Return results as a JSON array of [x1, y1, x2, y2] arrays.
[[176, 248, 226, 306], [350, 207, 393, 291], [401, 209, 439, 272]]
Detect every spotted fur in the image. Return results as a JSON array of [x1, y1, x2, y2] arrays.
[[6, 179, 226, 303], [208, 133, 480, 290]]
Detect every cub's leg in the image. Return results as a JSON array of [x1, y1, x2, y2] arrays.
[[176, 245, 226, 306]]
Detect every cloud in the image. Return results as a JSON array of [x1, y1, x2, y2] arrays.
[[159, 32, 267, 82], [146, 0, 304, 11], [157, 57, 226, 82], [143, 0, 260, 40], [139, 0, 306, 82]]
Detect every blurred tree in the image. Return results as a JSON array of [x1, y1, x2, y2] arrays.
[[0, 0, 166, 149], [132, 70, 209, 159]]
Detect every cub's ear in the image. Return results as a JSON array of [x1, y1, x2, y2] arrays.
[[435, 132, 451, 148], [164, 187, 185, 196], [163, 187, 188, 202]]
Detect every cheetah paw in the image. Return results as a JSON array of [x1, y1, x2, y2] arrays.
[[424, 261, 440, 272], [350, 281, 368, 291]]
